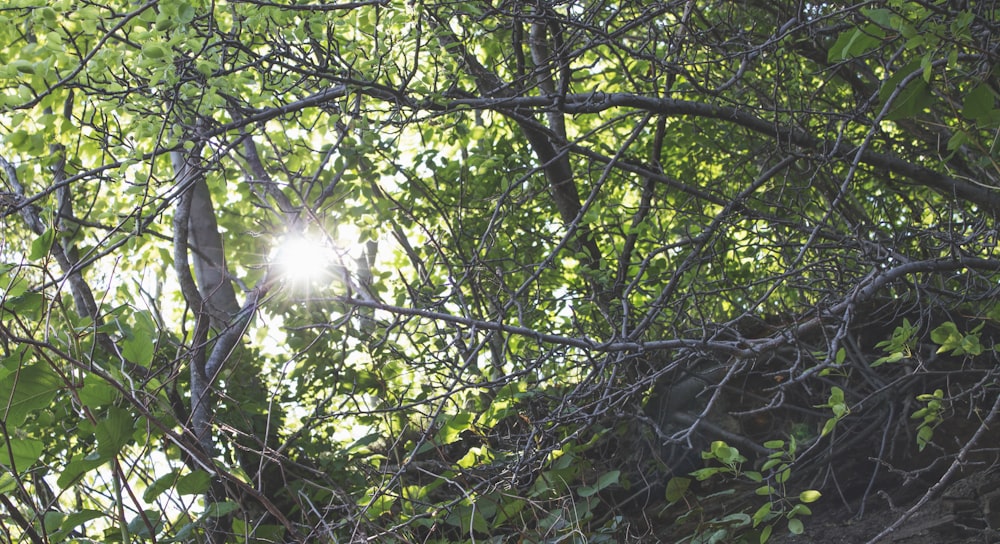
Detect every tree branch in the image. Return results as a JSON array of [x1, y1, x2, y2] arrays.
[[170, 150, 240, 328], [172, 175, 214, 457], [440, 92, 1000, 209], [0, 155, 138, 374], [335, 256, 1000, 356]]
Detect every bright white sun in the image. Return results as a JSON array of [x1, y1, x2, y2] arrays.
[[272, 234, 336, 284]]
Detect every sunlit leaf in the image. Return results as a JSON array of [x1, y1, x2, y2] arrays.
[[799, 490, 822, 503]]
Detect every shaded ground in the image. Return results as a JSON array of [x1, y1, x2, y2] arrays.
[[630, 391, 1000, 544], [768, 468, 1000, 544]]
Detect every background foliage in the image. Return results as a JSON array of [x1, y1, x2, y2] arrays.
[[1, 0, 999, 542]]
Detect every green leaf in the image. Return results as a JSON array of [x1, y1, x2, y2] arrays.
[[5, 129, 28, 148], [872, 351, 905, 367], [862, 8, 893, 28], [493, 498, 525, 524], [753, 502, 772, 527], [926, 389, 944, 401], [789, 503, 812, 516], [444, 500, 489, 533], [931, 321, 981, 356], [761, 458, 782, 471], [177, 470, 212, 495], [57, 453, 104, 488], [9, 60, 35, 75], [821, 418, 837, 437], [828, 387, 844, 405], [710, 440, 744, 464], [691, 467, 726, 481], [143, 469, 181, 502], [3, 292, 45, 317], [176, 2, 196, 24], [204, 500, 239, 517], [49, 510, 104, 541], [29, 228, 55, 260], [346, 432, 382, 453], [435, 411, 473, 445], [226, 521, 283, 543], [127, 510, 162, 538], [828, 25, 884, 62], [96, 406, 135, 458], [931, 321, 959, 345], [879, 60, 934, 120], [916, 425, 934, 451], [578, 469, 620, 497], [665, 476, 691, 503], [0, 363, 61, 427], [706, 528, 730, 544], [121, 335, 154, 367], [155, 15, 175, 31], [1, 269, 27, 299], [799, 489, 822, 503], [43, 511, 63, 533], [120, 309, 157, 367], [0, 472, 17, 494], [78, 373, 118, 408], [0, 438, 44, 471], [788, 517, 804, 534], [962, 84, 996, 124], [960, 334, 983, 356], [142, 43, 168, 59], [720, 512, 751, 526], [596, 469, 620, 488], [947, 130, 970, 152], [550, 451, 574, 470]]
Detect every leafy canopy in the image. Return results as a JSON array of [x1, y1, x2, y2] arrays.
[[1, 0, 999, 542]]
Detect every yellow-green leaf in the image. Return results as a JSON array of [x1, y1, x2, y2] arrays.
[[799, 489, 822, 503]]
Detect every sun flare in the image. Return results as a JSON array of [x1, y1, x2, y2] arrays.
[[272, 234, 336, 284]]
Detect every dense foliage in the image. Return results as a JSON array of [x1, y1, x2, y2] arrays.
[[1, 0, 999, 542]]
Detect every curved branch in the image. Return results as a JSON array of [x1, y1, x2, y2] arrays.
[[170, 150, 240, 328], [172, 177, 213, 457], [204, 281, 270, 380], [443, 92, 1000, 209]]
